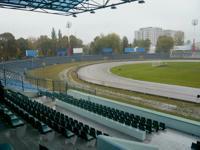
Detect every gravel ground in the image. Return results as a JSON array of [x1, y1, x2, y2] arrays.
[[78, 60, 200, 103], [58, 60, 200, 120]]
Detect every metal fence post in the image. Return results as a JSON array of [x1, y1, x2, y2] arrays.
[[3, 68, 6, 86], [52, 80, 55, 92], [59, 81, 61, 93], [65, 82, 68, 93], [36, 78, 39, 91], [21, 75, 24, 91]]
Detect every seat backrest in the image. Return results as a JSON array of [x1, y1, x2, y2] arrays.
[[39, 144, 48, 150]]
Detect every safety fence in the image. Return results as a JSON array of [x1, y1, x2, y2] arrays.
[[0, 67, 98, 94], [0, 53, 170, 73], [25, 75, 68, 92], [0, 68, 68, 93]]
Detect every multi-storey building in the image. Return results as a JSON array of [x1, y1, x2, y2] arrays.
[[135, 27, 184, 47]]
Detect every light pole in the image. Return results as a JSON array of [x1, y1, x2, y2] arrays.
[[66, 21, 72, 56], [192, 19, 198, 52]]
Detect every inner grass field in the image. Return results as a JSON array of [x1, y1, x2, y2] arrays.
[[111, 62, 200, 88]]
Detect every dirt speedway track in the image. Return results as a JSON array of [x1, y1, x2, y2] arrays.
[[77, 60, 200, 103]]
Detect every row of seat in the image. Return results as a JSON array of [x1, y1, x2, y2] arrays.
[[0, 103, 24, 128], [3, 93, 52, 134], [5, 89, 107, 141], [39, 91, 166, 133], [191, 141, 200, 150]]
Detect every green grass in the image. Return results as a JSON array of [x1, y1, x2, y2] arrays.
[[111, 62, 200, 88], [28, 63, 80, 80], [28, 61, 200, 121]]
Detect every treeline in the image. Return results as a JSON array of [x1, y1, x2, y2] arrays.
[[87, 34, 152, 54], [0, 28, 83, 60], [0, 28, 175, 60]]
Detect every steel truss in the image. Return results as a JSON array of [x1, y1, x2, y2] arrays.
[[0, 0, 141, 16]]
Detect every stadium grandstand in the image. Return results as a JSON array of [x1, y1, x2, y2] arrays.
[[0, 0, 200, 150], [0, 54, 200, 150]]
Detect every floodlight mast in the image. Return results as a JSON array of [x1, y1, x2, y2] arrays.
[[66, 21, 72, 56], [192, 19, 198, 52], [0, 0, 145, 16]]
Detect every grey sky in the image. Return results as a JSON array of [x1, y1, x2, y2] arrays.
[[0, 0, 199, 44]]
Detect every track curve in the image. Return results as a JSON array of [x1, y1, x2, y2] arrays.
[[77, 60, 200, 103]]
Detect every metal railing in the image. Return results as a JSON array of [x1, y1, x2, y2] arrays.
[[0, 68, 68, 93], [0, 66, 95, 94], [0, 67, 25, 90]]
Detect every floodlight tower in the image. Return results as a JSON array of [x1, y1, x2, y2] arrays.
[[192, 19, 198, 52], [66, 21, 72, 56]]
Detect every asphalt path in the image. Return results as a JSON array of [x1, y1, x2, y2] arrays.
[[77, 60, 200, 103]]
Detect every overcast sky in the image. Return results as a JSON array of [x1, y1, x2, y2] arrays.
[[0, 0, 200, 44]]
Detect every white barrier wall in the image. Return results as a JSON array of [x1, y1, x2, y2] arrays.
[[68, 90, 200, 137], [97, 135, 158, 150], [56, 100, 146, 141]]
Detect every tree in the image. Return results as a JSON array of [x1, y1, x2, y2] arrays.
[[36, 35, 52, 56], [106, 33, 122, 54], [90, 36, 101, 54], [122, 36, 129, 50], [0, 31, 85, 58], [186, 40, 191, 45], [51, 28, 57, 54], [89, 33, 122, 54], [174, 31, 184, 46], [58, 29, 62, 40], [0, 32, 17, 60], [60, 36, 69, 48], [83, 44, 90, 54], [69, 35, 83, 48], [57, 29, 63, 49], [27, 37, 37, 49], [16, 38, 29, 58], [156, 36, 174, 53], [51, 28, 57, 41], [142, 39, 151, 52], [133, 39, 151, 52]]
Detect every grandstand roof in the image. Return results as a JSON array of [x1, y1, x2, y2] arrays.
[[0, 0, 139, 16]]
